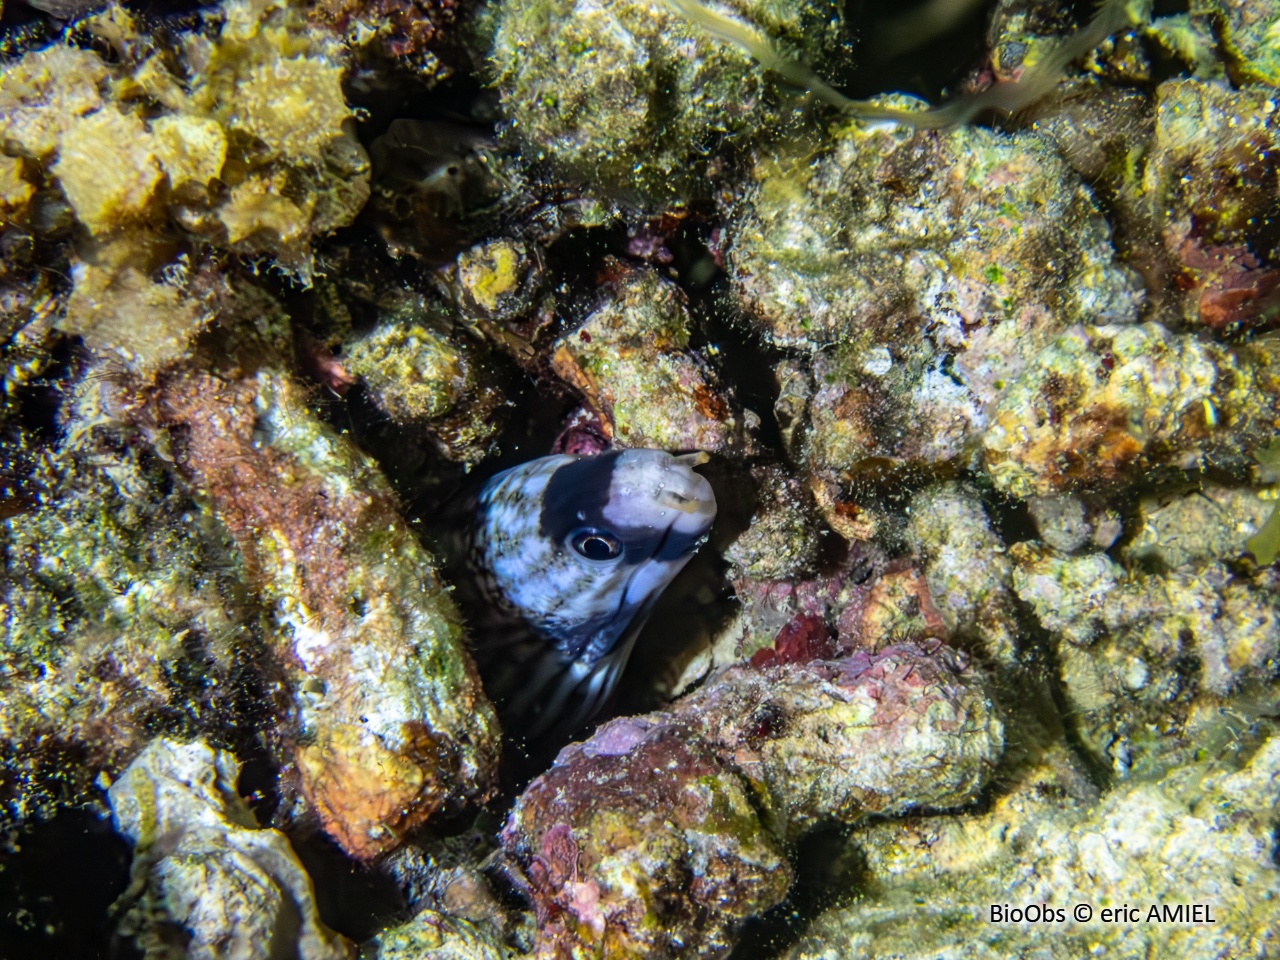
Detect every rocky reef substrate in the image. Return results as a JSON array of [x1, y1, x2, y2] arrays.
[[3, 0, 1280, 955]]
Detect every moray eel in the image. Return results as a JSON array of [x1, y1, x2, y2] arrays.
[[457, 449, 716, 739]]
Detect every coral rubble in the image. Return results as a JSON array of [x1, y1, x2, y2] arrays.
[[550, 266, 745, 454], [781, 736, 1280, 959], [4, 0, 1280, 954], [151, 368, 500, 860], [983, 322, 1280, 498], [502, 643, 1002, 957], [728, 107, 1140, 488], [109, 738, 356, 960]]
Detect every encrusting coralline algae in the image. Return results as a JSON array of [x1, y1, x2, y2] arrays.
[[3, 0, 1280, 955]]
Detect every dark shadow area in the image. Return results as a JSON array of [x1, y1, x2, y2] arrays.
[[843, 0, 994, 102], [291, 833, 409, 942], [0, 809, 134, 960]]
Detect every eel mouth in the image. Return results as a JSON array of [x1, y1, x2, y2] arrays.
[[657, 453, 716, 530]]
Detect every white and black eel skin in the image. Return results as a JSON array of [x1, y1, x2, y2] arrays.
[[455, 448, 716, 740]]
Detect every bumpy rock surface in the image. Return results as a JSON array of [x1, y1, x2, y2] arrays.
[[1143, 80, 1280, 332], [906, 483, 1020, 664], [153, 368, 500, 859], [342, 296, 507, 466], [551, 267, 745, 453], [1196, 0, 1280, 84], [109, 738, 355, 960], [504, 723, 791, 959], [724, 463, 826, 583], [367, 909, 513, 960], [780, 734, 1280, 959], [1013, 544, 1280, 776], [1, 424, 260, 818], [728, 111, 1139, 480], [683, 644, 1005, 836], [1122, 485, 1276, 570], [503, 644, 1003, 957], [983, 323, 1280, 497], [487, 0, 848, 208]]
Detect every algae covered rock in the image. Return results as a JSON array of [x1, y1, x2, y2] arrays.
[[1025, 492, 1118, 553], [502, 643, 1002, 957], [152, 368, 500, 860], [1145, 81, 1279, 249], [905, 483, 1020, 664], [487, 0, 848, 209], [1197, 0, 1280, 85], [982, 322, 1280, 498], [1012, 544, 1280, 776], [724, 463, 826, 582], [109, 738, 355, 960], [449, 237, 547, 328], [551, 266, 744, 453], [503, 721, 791, 959], [0, 425, 262, 819], [728, 110, 1140, 479], [367, 909, 513, 960], [342, 295, 507, 466], [781, 733, 1280, 959], [1123, 484, 1275, 570], [686, 643, 1004, 837], [1142, 80, 1280, 332]]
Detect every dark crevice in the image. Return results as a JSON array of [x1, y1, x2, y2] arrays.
[[0, 808, 135, 960], [1008, 591, 1115, 793]]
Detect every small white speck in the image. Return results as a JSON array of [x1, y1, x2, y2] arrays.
[[862, 347, 893, 377]]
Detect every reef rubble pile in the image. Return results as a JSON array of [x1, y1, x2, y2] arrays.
[[3, 0, 1280, 955]]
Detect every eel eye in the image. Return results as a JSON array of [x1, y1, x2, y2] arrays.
[[570, 528, 623, 561]]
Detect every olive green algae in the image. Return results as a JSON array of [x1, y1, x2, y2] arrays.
[[342, 297, 507, 467]]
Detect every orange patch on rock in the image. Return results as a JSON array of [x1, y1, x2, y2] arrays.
[[693, 382, 729, 421]]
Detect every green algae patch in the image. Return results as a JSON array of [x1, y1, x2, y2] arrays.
[[1247, 502, 1280, 566], [1247, 442, 1280, 566]]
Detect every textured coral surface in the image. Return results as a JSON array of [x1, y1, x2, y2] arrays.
[[3, 0, 1280, 956]]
